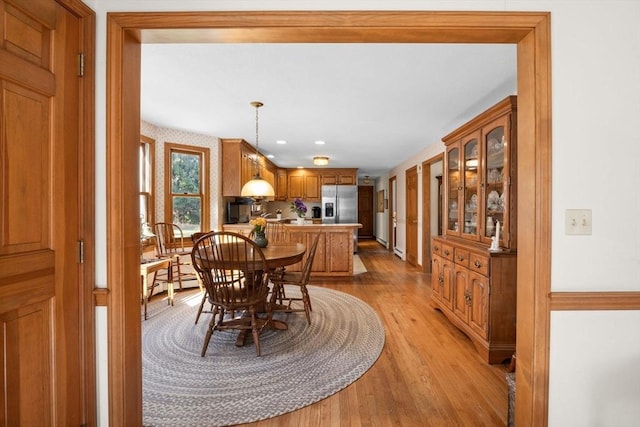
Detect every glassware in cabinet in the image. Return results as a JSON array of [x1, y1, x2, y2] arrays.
[[482, 114, 510, 247], [446, 145, 461, 235], [462, 133, 480, 239]]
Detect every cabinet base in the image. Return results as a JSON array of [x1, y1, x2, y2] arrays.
[[433, 301, 514, 365]]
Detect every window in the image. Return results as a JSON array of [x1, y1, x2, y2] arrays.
[[164, 143, 210, 235], [140, 135, 155, 227]]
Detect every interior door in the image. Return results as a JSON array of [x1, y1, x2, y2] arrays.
[[0, 0, 89, 424], [357, 185, 374, 238], [405, 166, 418, 266]]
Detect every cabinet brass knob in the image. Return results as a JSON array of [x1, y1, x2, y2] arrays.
[[444, 250, 450, 256], [474, 260, 482, 268]]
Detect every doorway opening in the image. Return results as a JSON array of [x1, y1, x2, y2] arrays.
[[106, 11, 552, 425]]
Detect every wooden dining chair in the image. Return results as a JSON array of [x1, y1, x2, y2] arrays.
[[265, 220, 288, 244], [191, 231, 212, 324], [152, 222, 198, 291], [269, 232, 321, 325], [190, 231, 271, 357]]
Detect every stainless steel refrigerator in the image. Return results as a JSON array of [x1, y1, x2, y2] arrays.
[[321, 185, 357, 224], [321, 185, 358, 252]]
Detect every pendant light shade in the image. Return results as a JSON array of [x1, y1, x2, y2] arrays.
[[240, 101, 275, 202]]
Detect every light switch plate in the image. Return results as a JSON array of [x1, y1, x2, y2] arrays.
[[565, 209, 592, 235]]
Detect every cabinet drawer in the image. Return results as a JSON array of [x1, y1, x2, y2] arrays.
[[469, 253, 490, 276], [454, 248, 470, 268], [441, 243, 454, 261], [432, 240, 442, 257]]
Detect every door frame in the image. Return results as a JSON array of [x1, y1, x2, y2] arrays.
[[405, 165, 418, 266], [106, 11, 551, 426], [422, 153, 444, 274], [388, 175, 397, 253]]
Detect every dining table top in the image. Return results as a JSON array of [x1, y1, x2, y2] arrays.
[[259, 243, 306, 269], [193, 242, 306, 271]]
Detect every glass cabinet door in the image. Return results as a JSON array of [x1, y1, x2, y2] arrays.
[[446, 145, 461, 235], [462, 133, 480, 239], [482, 116, 508, 245]]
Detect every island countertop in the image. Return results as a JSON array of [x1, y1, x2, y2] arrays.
[[221, 222, 361, 276]]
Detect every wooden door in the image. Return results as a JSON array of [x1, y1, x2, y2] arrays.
[[357, 186, 374, 238], [440, 258, 454, 310], [468, 271, 489, 339], [0, 0, 91, 425], [287, 173, 304, 199], [452, 265, 470, 322], [304, 173, 321, 201], [405, 166, 418, 266], [275, 169, 288, 200], [431, 255, 443, 300]]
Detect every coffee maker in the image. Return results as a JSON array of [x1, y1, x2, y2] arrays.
[[312, 206, 321, 219]]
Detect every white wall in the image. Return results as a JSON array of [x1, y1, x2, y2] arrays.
[[88, 1, 640, 426], [141, 121, 221, 228]]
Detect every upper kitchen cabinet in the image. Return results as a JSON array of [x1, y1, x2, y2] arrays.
[[443, 96, 517, 250], [274, 168, 288, 201], [221, 138, 276, 197], [287, 169, 321, 202], [320, 168, 358, 185]]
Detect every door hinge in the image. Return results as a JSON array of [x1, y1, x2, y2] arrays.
[[78, 52, 85, 77], [78, 240, 85, 264]]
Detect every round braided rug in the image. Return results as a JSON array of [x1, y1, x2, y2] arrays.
[[142, 285, 385, 427]]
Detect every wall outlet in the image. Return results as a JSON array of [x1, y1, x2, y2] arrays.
[[565, 209, 592, 235]]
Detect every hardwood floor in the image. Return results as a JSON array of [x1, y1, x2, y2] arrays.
[[240, 239, 509, 426]]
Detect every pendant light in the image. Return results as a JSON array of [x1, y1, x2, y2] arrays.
[[241, 101, 275, 202]]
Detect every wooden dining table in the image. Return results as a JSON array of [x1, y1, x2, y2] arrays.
[[193, 242, 306, 345]]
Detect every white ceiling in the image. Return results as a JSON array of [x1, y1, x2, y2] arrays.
[[141, 43, 517, 178]]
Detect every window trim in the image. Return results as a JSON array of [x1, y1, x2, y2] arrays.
[[164, 142, 210, 234], [140, 135, 156, 227]]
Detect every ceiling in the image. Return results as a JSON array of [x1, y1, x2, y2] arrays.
[[141, 43, 517, 178]]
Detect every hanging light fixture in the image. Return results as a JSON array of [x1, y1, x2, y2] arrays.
[[313, 156, 329, 166], [241, 101, 275, 202]]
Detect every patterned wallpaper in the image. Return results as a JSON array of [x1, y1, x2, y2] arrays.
[[141, 121, 221, 228]]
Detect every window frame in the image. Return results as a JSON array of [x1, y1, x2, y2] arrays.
[[163, 142, 210, 235], [140, 135, 156, 227]]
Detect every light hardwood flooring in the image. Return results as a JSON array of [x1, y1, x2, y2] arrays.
[[240, 239, 509, 427]]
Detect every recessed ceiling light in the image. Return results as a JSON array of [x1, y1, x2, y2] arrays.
[[266, 154, 275, 159], [314, 140, 325, 145], [276, 140, 287, 144]]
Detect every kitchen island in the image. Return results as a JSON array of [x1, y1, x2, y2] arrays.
[[222, 222, 362, 277]]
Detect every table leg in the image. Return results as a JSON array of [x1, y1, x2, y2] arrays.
[[142, 274, 149, 320], [167, 262, 174, 306]]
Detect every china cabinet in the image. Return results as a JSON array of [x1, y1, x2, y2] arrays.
[[443, 95, 517, 249], [432, 96, 517, 364]]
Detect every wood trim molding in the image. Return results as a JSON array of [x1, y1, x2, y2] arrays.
[[550, 291, 640, 311], [94, 288, 109, 307], [106, 10, 552, 426]]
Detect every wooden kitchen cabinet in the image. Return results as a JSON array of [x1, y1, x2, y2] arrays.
[[432, 96, 518, 365], [320, 168, 358, 185], [221, 138, 276, 197], [274, 168, 288, 201], [284, 224, 360, 276], [287, 169, 321, 202]]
